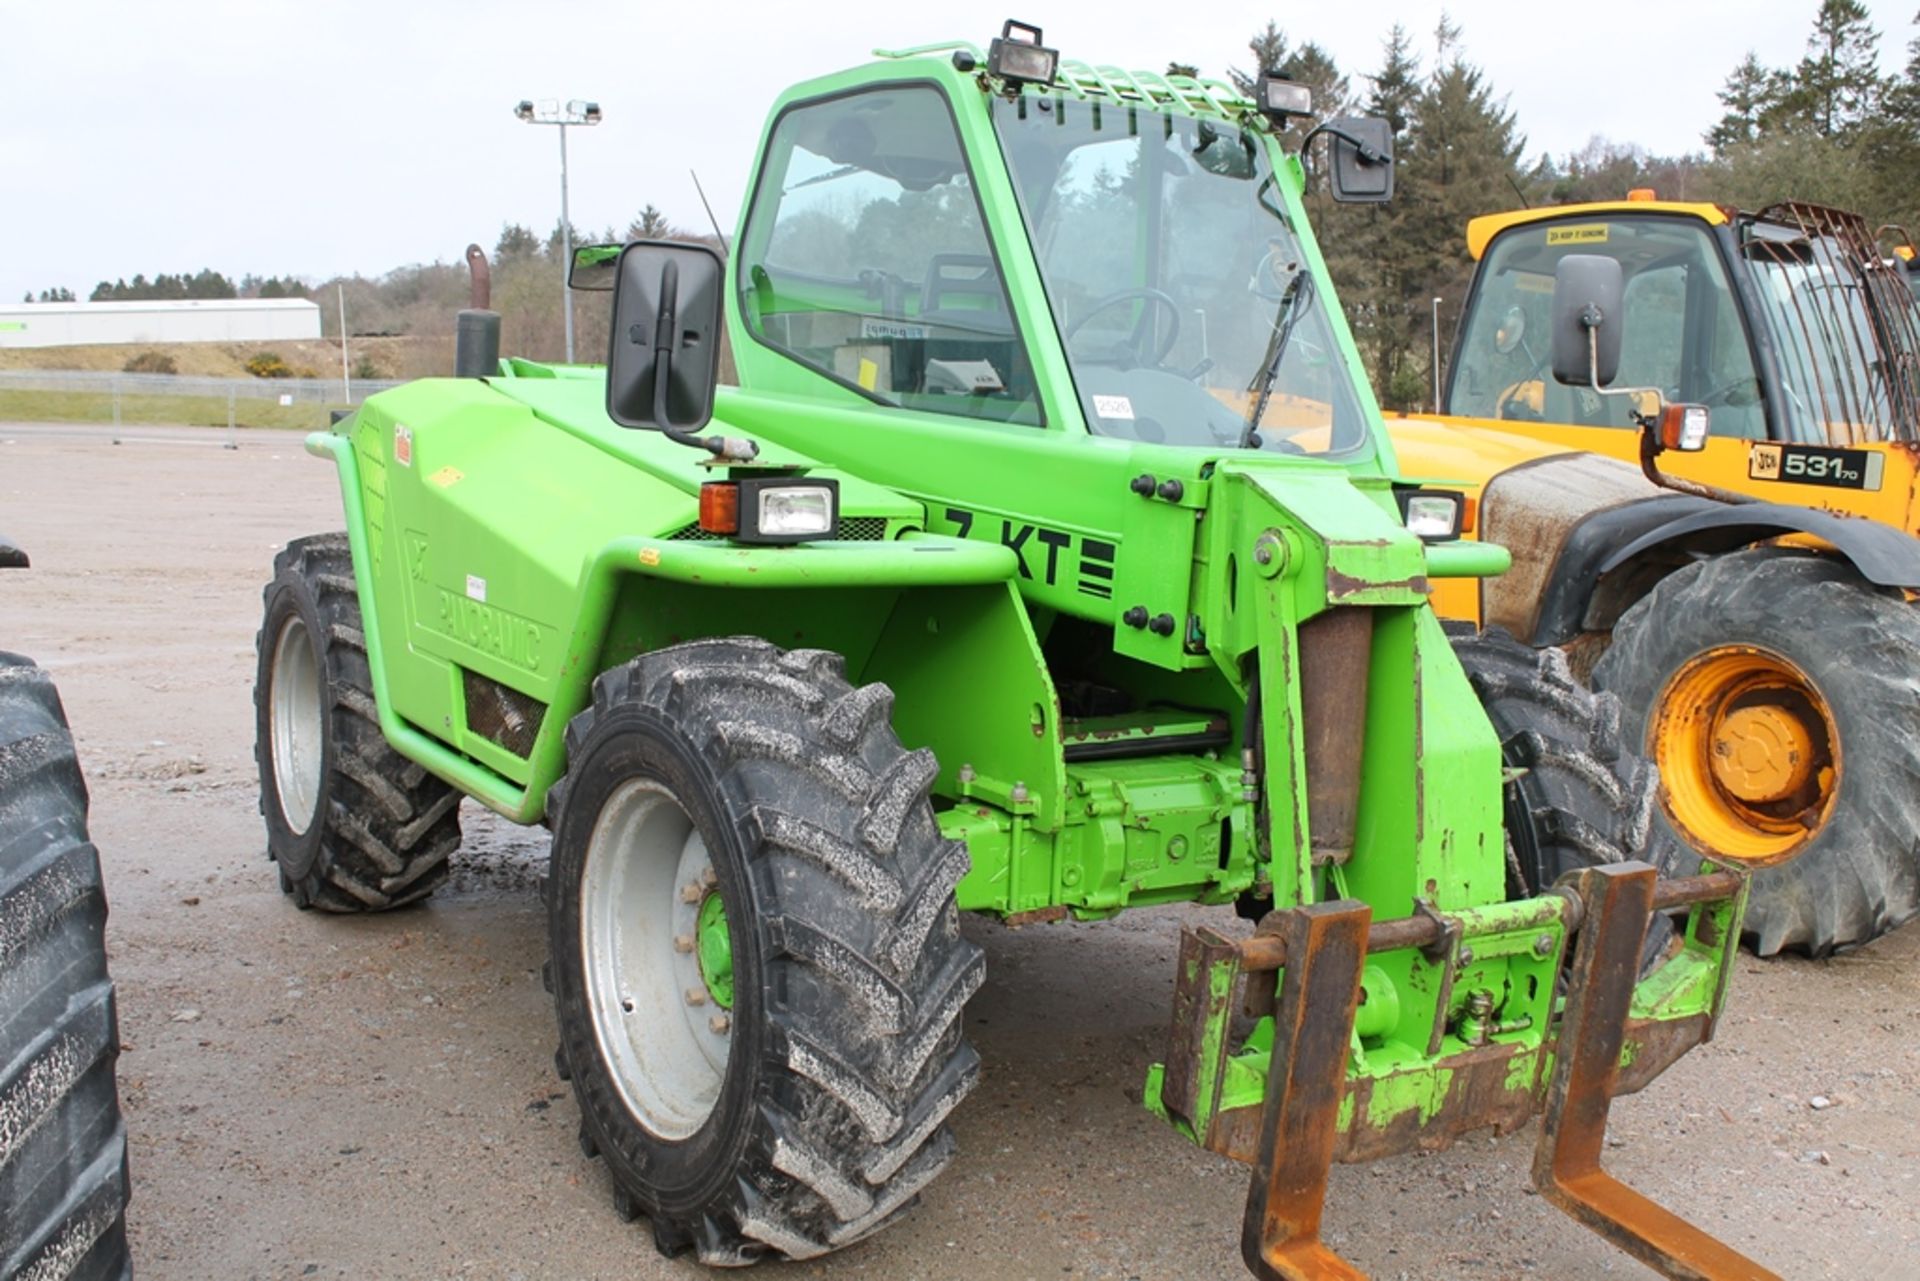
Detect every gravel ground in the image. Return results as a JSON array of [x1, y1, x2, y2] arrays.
[[4, 421, 1916, 1281]]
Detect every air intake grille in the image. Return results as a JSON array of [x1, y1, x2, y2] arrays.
[[665, 517, 890, 542], [462, 669, 546, 757]]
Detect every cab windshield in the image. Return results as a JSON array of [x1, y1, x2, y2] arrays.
[[1448, 215, 1770, 439], [993, 95, 1371, 458]]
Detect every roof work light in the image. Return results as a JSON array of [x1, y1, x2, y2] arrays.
[[1254, 72, 1314, 122], [988, 20, 1058, 88]]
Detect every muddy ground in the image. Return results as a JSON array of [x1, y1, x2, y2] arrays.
[[3, 421, 1916, 1280]]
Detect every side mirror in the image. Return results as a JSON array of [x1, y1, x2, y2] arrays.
[[607, 240, 724, 432], [1326, 117, 1393, 204], [1550, 254, 1624, 387], [568, 244, 622, 292]]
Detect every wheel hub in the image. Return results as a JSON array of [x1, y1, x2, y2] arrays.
[[268, 615, 324, 836], [1654, 645, 1838, 865], [580, 779, 733, 1140], [1709, 703, 1816, 804]]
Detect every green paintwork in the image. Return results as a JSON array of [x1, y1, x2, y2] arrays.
[[300, 36, 1747, 1168], [697, 891, 733, 1011]]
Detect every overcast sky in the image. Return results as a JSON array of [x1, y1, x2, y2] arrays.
[[3, 1, 1915, 303]]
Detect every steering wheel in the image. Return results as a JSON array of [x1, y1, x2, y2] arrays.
[[1066, 288, 1182, 368]]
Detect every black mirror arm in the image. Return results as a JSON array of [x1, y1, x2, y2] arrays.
[[1297, 123, 1390, 168]]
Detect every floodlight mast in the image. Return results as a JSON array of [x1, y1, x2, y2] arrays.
[[513, 97, 603, 363]]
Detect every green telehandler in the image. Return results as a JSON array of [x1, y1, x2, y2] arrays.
[[254, 24, 1778, 1279]]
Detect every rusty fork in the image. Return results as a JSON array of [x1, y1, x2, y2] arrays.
[[1240, 900, 1370, 1281], [1235, 864, 1780, 1281], [1532, 863, 1780, 1281]]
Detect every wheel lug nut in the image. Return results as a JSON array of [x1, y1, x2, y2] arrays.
[[709, 1014, 731, 1035], [700, 865, 718, 888], [680, 882, 703, 904], [673, 933, 695, 953], [684, 986, 707, 1006]]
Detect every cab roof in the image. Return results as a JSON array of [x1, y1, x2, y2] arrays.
[[873, 40, 1256, 121], [1466, 201, 1731, 260]]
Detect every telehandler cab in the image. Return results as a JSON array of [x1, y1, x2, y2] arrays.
[[256, 27, 1777, 1278], [1391, 197, 1920, 955]]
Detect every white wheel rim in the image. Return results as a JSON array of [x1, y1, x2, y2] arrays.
[[269, 615, 324, 836], [580, 778, 732, 1140]]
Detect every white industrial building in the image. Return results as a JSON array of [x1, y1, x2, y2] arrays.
[[0, 298, 322, 348]]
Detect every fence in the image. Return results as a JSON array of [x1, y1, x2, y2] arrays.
[[0, 369, 406, 436]]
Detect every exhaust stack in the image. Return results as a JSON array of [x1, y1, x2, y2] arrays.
[[455, 243, 502, 378]]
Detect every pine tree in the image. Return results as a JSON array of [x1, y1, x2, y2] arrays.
[[1229, 21, 1290, 96], [1283, 43, 1350, 119], [494, 223, 540, 262], [1367, 25, 1421, 140], [627, 204, 674, 241], [1782, 0, 1884, 136], [1707, 52, 1781, 151]]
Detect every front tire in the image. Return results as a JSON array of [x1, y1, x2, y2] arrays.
[[1450, 625, 1664, 898], [254, 533, 461, 911], [0, 654, 131, 1280], [547, 639, 982, 1264], [1595, 549, 1920, 955]]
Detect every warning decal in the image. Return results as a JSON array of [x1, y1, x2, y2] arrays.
[[1546, 224, 1611, 247]]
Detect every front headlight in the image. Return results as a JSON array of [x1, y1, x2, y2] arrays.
[[754, 484, 837, 539], [1395, 489, 1466, 542]]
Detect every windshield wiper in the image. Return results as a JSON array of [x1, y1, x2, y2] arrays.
[[1238, 268, 1315, 449]]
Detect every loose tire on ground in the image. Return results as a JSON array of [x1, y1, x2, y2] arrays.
[[255, 533, 461, 911], [1449, 625, 1667, 901], [0, 653, 131, 1281], [1595, 549, 1920, 955], [547, 638, 982, 1264]]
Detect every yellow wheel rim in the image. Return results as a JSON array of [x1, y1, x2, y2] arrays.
[[1653, 645, 1837, 866]]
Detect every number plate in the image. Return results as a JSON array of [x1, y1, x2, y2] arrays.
[[1747, 443, 1884, 491]]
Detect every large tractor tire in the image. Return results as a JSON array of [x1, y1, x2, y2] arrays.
[[1449, 626, 1667, 900], [1595, 548, 1920, 955], [546, 639, 982, 1264], [255, 533, 461, 911], [0, 654, 131, 1280]]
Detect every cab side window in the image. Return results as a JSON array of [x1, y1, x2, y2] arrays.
[[740, 87, 1041, 426]]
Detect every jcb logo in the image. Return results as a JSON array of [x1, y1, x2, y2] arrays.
[[1749, 444, 1782, 480]]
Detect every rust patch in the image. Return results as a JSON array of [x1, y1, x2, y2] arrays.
[[1003, 905, 1069, 928], [1163, 927, 1240, 1132], [1296, 609, 1372, 866], [1325, 568, 1428, 600]]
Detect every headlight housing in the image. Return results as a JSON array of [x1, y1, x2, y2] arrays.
[[1395, 488, 1467, 542], [699, 477, 840, 544]]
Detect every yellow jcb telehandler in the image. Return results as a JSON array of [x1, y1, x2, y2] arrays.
[[1389, 196, 1920, 955]]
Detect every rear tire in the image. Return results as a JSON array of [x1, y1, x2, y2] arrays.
[[254, 533, 461, 911], [1595, 549, 1920, 955], [0, 654, 131, 1281], [547, 639, 982, 1264]]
